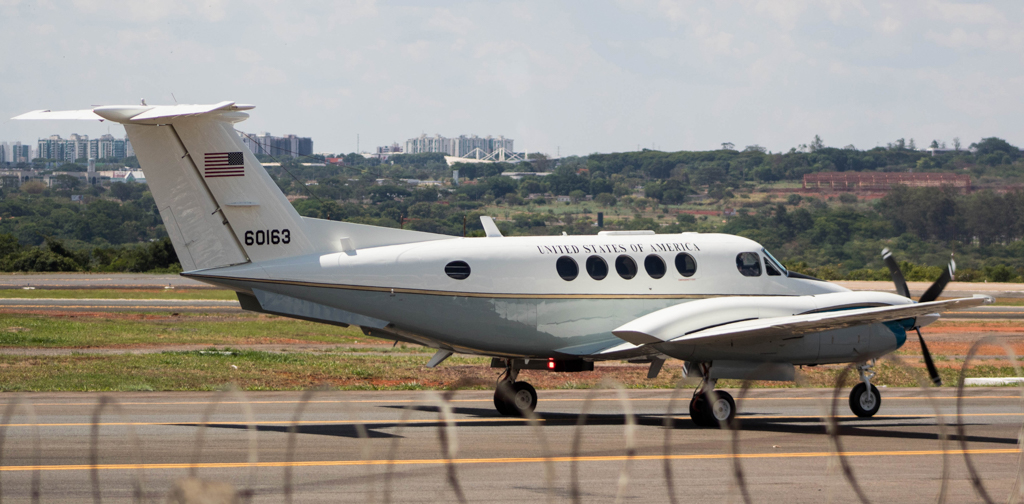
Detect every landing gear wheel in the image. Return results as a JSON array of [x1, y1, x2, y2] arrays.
[[493, 381, 537, 416], [493, 385, 512, 416], [689, 395, 709, 426], [702, 391, 736, 428], [690, 391, 735, 427], [510, 382, 538, 415], [849, 382, 881, 418]]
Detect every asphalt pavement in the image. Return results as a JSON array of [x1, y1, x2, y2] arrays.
[[0, 388, 1019, 503]]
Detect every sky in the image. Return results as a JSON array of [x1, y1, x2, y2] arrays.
[[1, 0, 1022, 157]]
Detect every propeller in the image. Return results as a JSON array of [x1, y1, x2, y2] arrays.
[[881, 248, 954, 386]]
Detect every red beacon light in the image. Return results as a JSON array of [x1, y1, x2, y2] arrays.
[[548, 358, 556, 370]]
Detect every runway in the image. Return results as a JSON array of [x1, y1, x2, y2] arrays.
[[0, 388, 1020, 502]]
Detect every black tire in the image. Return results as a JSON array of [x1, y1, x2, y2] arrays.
[[510, 381, 538, 415], [849, 383, 881, 418], [689, 395, 708, 426], [701, 391, 736, 428], [494, 382, 513, 416]]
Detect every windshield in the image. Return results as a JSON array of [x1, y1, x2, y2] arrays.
[[761, 248, 788, 276]]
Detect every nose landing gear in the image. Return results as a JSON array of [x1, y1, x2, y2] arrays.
[[493, 359, 538, 416]]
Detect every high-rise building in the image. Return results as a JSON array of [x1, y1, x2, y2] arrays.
[[67, 134, 89, 161], [404, 134, 513, 157], [240, 131, 313, 158], [36, 134, 127, 163], [9, 143, 30, 163], [90, 134, 126, 160], [38, 135, 66, 161]]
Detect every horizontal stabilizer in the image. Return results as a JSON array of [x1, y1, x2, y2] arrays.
[[615, 295, 992, 346], [12, 109, 105, 121], [12, 102, 252, 124]]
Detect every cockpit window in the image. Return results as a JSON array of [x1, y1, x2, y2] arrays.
[[736, 252, 762, 277], [761, 248, 788, 276], [764, 258, 782, 276]]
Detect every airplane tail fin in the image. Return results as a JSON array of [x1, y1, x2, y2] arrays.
[[16, 103, 353, 271], [121, 106, 315, 270]]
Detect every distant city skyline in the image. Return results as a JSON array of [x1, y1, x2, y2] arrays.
[[2, 2, 1024, 157]]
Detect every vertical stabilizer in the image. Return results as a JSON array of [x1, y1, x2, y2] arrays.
[[123, 123, 247, 270], [126, 115, 316, 269]]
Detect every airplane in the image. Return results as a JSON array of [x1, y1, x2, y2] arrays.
[[14, 102, 991, 427]]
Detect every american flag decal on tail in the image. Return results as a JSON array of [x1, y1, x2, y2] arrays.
[[204, 152, 245, 178]]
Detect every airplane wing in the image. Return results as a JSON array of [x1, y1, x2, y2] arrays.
[[613, 295, 991, 346]]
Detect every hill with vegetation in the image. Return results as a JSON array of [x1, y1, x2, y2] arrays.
[[0, 136, 1021, 280]]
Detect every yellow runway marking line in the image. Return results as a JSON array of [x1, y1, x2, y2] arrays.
[[3, 411, 1024, 428], [0, 418, 542, 428], [0, 395, 1018, 408], [0, 448, 1016, 473], [733, 412, 1024, 420]]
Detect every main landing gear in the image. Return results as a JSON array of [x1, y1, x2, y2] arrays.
[[494, 359, 538, 416], [849, 360, 881, 418], [689, 363, 736, 428]]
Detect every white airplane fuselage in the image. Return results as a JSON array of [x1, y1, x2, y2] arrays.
[[186, 230, 912, 365], [19, 100, 983, 420]]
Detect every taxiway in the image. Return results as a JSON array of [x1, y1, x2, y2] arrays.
[[0, 388, 1019, 502]]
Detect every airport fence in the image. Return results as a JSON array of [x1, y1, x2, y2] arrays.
[[0, 336, 1022, 503]]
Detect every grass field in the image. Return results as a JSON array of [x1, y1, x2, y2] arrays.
[[0, 298, 1022, 391], [0, 313, 370, 347], [0, 289, 237, 300]]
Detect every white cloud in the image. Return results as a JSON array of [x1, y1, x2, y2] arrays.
[[2, 0, 1024, 155], [925, 1, 1006, 25], [878, 16, 901, 33]]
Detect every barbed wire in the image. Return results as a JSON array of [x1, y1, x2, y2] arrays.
[[0, 345, 1021, 502]]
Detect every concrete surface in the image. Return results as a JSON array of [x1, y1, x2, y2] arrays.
[[0, 388, 1019, 503]]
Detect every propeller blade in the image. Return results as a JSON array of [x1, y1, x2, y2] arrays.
[[918, 258, 956, 303], [916, 328, 942, 387], [881, 248, 911, 298]]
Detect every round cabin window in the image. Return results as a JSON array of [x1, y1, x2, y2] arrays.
[[644, 254, 667, 279], [586, 256, 608, 280], [675, 253, 697, 277], [444, 261, 471, 280], [556, 256, 579, 281], [615, 255, 638, 279]]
